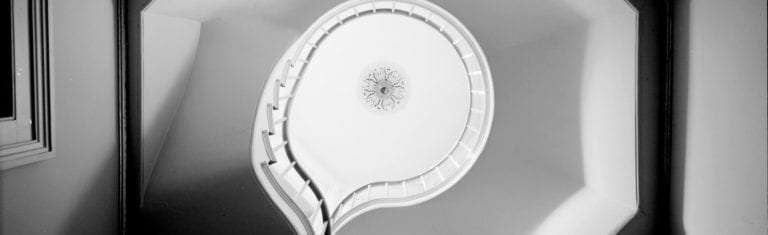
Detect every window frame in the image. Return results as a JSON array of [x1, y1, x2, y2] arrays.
[[0, 0, 53, 170]]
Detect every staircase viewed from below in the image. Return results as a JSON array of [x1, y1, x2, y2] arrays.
[[252, 1, 494, 233], [140, 0, 639, 234]]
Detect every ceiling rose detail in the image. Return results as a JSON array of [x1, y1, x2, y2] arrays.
[[361, 64, 407, 112]]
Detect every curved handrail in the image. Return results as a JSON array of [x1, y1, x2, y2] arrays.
[[263, 91, 332, 235], [262, 59, 332, 234], [260, 162, 316, 234], [281, 1, 494, 230], [329, 158, 476, 228], [262, 105, 331, 235], [265, 0, 495, 233], [282, 139, 332, 234]]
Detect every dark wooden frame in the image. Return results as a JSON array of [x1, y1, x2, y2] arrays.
[[116, 0, 674, 233], [0, 0, 53, 170], [116, 0, 127, 232], [116, 0, 153, 233]]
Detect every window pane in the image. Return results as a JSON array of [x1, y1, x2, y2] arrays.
[[0, 0, 13, 119]]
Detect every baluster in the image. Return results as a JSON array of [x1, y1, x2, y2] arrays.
[[266, 104, 276, 134], [309, 199, 323, 222], [272, 81, 282, 109], [279, 94, 295, 101], [262, 130, 277, 163], [449, 155, 460, 168], [366, 185, 371, 201], [459, 141, 472, 152], [435, 167, 445, 181], [470, 90, 486, 95], [280, 60, 292, 87], [274, 116, 288, 125], [273, 140, 288, 152], [321, 221, 329, 234], [293, 180, 311, 199], [280, 161, 296, 178]]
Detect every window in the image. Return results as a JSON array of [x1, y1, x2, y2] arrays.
[[1, 0, 13, 119], [0, 0, 52, 170]]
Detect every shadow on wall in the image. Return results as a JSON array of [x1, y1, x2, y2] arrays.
[[141, 13, 201, 199], [671, 0, 690, 234], [1, 147, 119, 235], [64, 146, 119, 234], [141, 13, 306, 233], [338, 22, 590, 235], [141, 141, 295, 234]]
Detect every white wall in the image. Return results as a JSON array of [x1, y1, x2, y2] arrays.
[[674, 0, 767, 234], [0, 0, 118, 233], [580, 11, 637, 210], [147, 14, 298, 190], [141, 14, 304, 233], [533, 11, 639, 235], [141, 13, 200, 198]]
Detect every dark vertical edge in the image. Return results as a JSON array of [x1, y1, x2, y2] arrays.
[[125, 0, 138, 233], [121, 0, 152, 234], [115, 0, 127, 233], [662, 0, 674, 230], [670, 0, 690, 233], [35, 0, 53, 154], [30, 0, 53, 154], [619, 0, 674, 234], [41, 0, 52, 155]]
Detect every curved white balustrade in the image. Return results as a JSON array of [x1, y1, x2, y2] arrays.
[[252, 0, 493, 234]]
